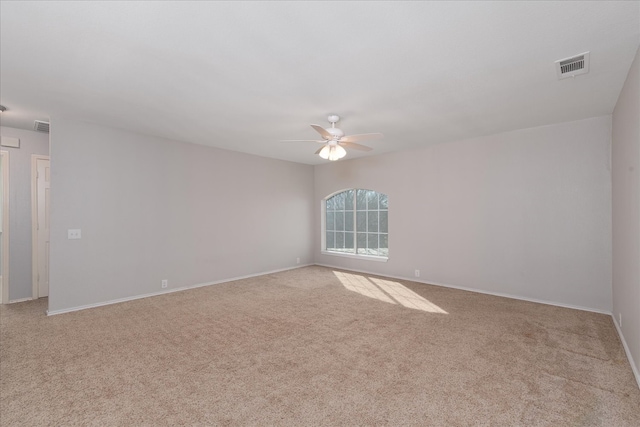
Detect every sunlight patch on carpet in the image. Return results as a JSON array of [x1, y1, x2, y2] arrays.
[[334, 271, 395, 304], [333, 271, 447, 314]]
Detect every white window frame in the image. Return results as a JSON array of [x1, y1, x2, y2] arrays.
[[321, 189, 388, 262]]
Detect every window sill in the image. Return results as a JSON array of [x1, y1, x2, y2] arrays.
[[321, 250, 388, 262]]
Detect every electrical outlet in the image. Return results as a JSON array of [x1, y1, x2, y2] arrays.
[[296, 257, 300, 264], [414, 269, 420, 278], [161, 279, 168, 289], [67, 229, 82, 239]]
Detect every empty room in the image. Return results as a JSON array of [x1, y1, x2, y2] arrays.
[[1, 1, 639, 426]]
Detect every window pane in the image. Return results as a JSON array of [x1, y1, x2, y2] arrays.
[[356, 211, 367, 232], [336, 232, 344, 249], [345, 190, 354, 210], [357, 233, 367, 254], [367, 211, 378, 232], [334, 192, 345, 210], [367, 190, 378, 210], [336, 212, 344, 231], [326, 197, 334, 211], [345, 211, 354, 231], [368, 233, 379, 251], [326, 232, 335, 249], [345, 232, 354, 249], [379, 194, 388, 210], [379, 211, 388, 233], [379, 234, 388, 250], [326, 212, 335, 231], [356, 189, 367, 210]]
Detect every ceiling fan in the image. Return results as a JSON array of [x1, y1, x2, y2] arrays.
[[282, 115, 383, 161]]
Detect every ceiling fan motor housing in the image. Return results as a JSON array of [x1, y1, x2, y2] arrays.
[[326, 127, 344, 139]]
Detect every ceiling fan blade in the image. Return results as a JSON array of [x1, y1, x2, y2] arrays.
[[280, 139, 325, 143], [311, 124, 332, 140], [340, 132, 383, 143], [340, 141, 373, 151], [314, 146, 325, 155]]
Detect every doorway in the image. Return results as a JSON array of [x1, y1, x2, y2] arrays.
[[31, 155, 50, 298]]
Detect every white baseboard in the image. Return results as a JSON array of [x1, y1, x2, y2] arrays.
[[313, 263, 611, 315], [8, 297, 33, 304], [612, 314, 640, 390], [46, 264, 313, 316]]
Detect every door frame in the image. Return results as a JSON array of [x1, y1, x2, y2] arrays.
[[31, 154, 50, 299], [0, 150, 9, 304]]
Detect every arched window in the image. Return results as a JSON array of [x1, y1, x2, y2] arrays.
[[323, 189, 388, 259]]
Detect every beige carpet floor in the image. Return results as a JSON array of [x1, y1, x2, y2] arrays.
[[1, 266, 639, 426]]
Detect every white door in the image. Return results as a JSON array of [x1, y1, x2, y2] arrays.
[[35, 158, 50, 297]]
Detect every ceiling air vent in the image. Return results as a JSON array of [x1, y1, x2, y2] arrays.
[[34, 120, 50, 133], [555, 52, 590, 79]]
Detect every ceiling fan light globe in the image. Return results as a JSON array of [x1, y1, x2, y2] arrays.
[[327, 144, 347, 161], [318, 145, 331, 159]]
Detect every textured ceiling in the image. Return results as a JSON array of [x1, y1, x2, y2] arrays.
[[1, 1, 639, 164]]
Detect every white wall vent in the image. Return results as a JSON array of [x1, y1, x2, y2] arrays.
[[34, 120, 50, 133], [555, 52, 590, 79]]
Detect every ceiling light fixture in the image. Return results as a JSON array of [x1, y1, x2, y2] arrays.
[[283, 114, 381, 161], [318, 142, 346, 161]]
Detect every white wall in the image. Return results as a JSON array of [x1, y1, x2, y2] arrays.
[[48, 119, 314, 313], [0, 126, 49, 300], [612, 46, 640, 381], [314, 116, 612, 312]]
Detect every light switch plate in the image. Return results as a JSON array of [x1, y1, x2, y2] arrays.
[[68, 229, 82, 239]]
